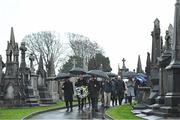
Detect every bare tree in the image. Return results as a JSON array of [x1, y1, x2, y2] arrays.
[[67, 32, 103, 66], [23, 31, 68, 72]]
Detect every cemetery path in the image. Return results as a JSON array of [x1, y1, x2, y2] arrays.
[[27, 105, 110, 120]]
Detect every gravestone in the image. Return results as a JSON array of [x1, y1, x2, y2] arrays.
[[147, 19, 162, 105], [19, 42, 39, 106], [29, 53, 39, 100], [118, 58, 129, 78], [37, 54, 53, 104], [46, 54, 59, 102], [2, 27, 23, 107], [156, 25, 173, 105], [159, 0, 180, 116]]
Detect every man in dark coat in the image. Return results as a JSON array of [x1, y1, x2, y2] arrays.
[[75, 74, 87, 111], [62, 78, 74, 112], [116, 76, 125, 105], [111, 78, 118, 106], [88, 76, 100, 112]]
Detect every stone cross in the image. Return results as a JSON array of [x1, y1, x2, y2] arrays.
[[29, 53, 35, 73], [122, 58, 126, 69], [20, 42, 27, 68]]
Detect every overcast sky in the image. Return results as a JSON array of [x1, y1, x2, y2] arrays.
[[0, 0, 175, 74]]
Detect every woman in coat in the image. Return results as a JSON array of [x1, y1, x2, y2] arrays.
[[62, 78, 74, 112], [127, 78, 135, 105]]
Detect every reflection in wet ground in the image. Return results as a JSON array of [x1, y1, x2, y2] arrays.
[[28, 105, 110, 120]]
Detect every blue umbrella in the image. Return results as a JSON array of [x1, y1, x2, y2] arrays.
[[134, 74, 147, 85]]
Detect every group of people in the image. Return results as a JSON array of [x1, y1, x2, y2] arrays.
[[62, 75, 136, 112]]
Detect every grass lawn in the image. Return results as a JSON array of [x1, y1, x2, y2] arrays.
[[106, 104, 142, 120], [0, 101, 77, 120]]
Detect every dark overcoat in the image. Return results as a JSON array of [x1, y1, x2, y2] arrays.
[[88, 79, 100, 98], [62, 80, 74, 101], [116, 79, 125, 98]]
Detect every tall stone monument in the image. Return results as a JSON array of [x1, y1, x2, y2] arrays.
[[29, 53, 39, 100], [156, 25, 173, 105], [37, 54, 53, 104], [46, 54, 59, 102], [19, 42, 39, 106], [160, 0, 180, 116], [118, 58, 129, 78], [2, 27, 22, 106], [137, 55, 143, 73], [151, 18, 161, 86], [148, 19, 162, 104]]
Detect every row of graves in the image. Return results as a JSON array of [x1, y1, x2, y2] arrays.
[[0, 28, 60, 107], [120, 0, 180, 117]]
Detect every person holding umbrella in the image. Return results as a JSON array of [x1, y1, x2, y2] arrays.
[[62, 77, 74, 112], [75, 74, 87, 112], [88, 75, 100, 112]]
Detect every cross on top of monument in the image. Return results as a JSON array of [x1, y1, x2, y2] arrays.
[[122, 58, 126, 69], [29, 53, 35, 62], [20, 42, 27, 52]]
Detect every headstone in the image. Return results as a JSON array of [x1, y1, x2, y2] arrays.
[[160, 0, 180, 116], [147, 19, 162, 105], [118, 58, 129, 78], [19, 42, 39, 106], [37, 54, 54, 104], [29, 53, 39, 100], [46, 54, 59, 102], [156, 27, 172, 105], [2, 27, 22, 107], [150, 18, 161, 85]]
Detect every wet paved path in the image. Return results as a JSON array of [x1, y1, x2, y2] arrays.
[[28, 105, 110, 120]]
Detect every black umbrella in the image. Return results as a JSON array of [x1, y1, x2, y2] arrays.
[[105, 72, 118, 78], [54, 73, 72, 81], [87, 70, 109, 79], [69, 67, 86, 75], [82, 74, 92, 78]]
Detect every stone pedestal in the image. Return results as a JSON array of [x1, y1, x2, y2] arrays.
[[30, 73, 40, 100], [159, 0, 180, 117], [159, 68, 180, 117], [46, 77, 59, 102], [25, 86, 39, 106], [38, 85, 54, 104]]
